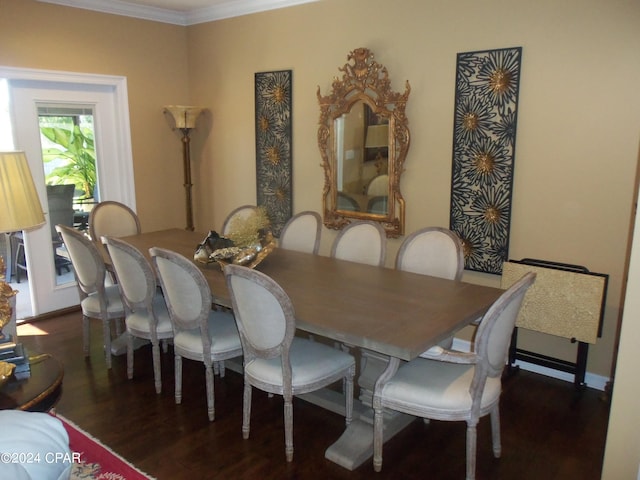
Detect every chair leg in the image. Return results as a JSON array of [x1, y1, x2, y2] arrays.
[[205, 362, 215, 421], [152, 341, 161, 394], [373, 405, 384, 472], [490, 405, 501, 458], [126, 332, 134, 380], [283, 393, 294, 462], [466, 420, 478, 480], [82, 315, 90, 357], [102, 319, 112, 369], [242, 381, 252, 440], [174, 355, 183, 404]]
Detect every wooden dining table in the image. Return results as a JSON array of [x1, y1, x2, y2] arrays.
[[121, 228, 504, 469]]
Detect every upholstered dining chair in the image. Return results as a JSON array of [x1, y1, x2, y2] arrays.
[[224, 264, 356, 462], [89, 200, 141, 241], [102, 236, 173, 394], [372, 272, 536, 480], [149, 247, 242, 421], [396, 226, 465, 351], [221, 205, 258, 236], [330, 220, 386, 267], [88, 201, 141, 274], [278, 211, 321, 255], [55, 224, 126, 369]]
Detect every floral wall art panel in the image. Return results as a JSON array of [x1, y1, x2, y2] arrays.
[[255, 69, 293, 237], [449, 47, 522, 275]]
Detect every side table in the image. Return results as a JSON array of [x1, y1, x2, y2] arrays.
[[0, 354, 64, 411]]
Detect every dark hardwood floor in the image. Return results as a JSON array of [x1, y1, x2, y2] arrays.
[[18, 311, 610, 480]]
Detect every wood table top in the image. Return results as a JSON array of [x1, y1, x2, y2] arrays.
[[122, 228, 504, 361]]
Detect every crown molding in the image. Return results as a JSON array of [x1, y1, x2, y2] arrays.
[[37, 0, 319, 25]]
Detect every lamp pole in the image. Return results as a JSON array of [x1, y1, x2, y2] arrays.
[[180, 126, 194, 231], [164, 106, 206, 232]]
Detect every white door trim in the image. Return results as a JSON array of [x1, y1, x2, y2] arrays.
[[1, 66, 135, 316], [0, 66, 135, 208]]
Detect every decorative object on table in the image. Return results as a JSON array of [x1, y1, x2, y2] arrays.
[[449, 46, 522, 275], [255, 70, 292, 237], [194, 206, 276, 269], [164, 105, 207, 232], [0, 151, 46, 378]]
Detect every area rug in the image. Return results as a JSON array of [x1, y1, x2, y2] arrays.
[[57, 415, 156, 480]]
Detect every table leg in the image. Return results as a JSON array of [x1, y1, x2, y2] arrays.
[[321, 354, 414, 471]]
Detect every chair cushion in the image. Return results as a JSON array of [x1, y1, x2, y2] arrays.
[[381, 357, 501, 416], [80, 284, 125, 317], [245, 337, 355, 388], [173, 310, 241, 360], [0, 411, 72, 480], [125, 293, 173, 337]]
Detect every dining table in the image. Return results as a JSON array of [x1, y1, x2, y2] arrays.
[[121, 228, 504, 470]]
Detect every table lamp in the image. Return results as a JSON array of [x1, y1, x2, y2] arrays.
[[0, 151, 45, 346], [164, 105, 206, 231]]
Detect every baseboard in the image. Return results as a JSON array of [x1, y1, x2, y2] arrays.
[[451, 338, 609, 392]]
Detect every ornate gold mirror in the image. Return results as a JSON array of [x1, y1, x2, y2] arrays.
[[317, 48, 410, 237]]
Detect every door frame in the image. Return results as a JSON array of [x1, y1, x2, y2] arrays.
[[0, 66, 135, 316]]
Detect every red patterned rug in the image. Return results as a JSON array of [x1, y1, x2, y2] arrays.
[[57, 415, 156, 480]]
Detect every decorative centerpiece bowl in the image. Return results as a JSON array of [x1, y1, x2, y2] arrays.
[[194, 206, 275, 270]]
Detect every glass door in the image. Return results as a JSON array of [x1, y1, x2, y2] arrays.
[[3, 70, 135, 319]]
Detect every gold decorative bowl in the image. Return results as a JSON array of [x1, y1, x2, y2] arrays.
[[212, 231, 276, 270], [0, 361, 15, 388]]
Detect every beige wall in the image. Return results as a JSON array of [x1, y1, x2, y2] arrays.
[[188, 0, 640, 382], [2, 0, 640, 474], [2, 0, 639, 387], [0, 0, 191, 232]]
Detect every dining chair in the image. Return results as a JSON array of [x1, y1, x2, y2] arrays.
[[366, 174, 389, 197], [149, 247, 242, 421], [330, 220, 386, 267], [221, 205, 258, 236], [88, 201, 141, 275], [224, 264, 356, 462], [102, 236, 173, 394], [278, 211, 321, 255], [372, 271, 536, 480], [55, 224, 126, 369], [396, 226, 465, 351]]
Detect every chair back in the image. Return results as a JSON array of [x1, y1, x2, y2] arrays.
[[366, 174, 389, 196], [102, 236, 156, 315], [366, 196, 387, 215], [474, 272, 536, 380], [55, 224, 105, 297], [89, 200, 141, 241], [222, 205, 258, 236], [337, 192, 360, 212], [395, 227, 464, 280], [47, 185, 75, 242], [278, 211, 321, 255], [331, 220, 386, 267], [149, 247, 211, 335], [224, 264, 295, 364]]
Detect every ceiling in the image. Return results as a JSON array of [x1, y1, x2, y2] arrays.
[[37, 0, 319, 25]]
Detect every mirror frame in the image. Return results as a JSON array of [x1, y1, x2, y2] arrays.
[[317, 48, 411, 237]]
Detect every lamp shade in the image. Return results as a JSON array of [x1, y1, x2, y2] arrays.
[[365, 124, 389, 149], [164, 105, 206, 129], [0, 151, 45, 233]]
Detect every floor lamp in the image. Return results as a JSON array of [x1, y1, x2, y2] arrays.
[[164, 105, 206, 231], [0, 151, 45, 381]]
